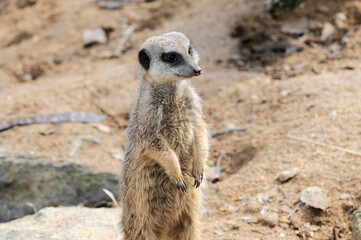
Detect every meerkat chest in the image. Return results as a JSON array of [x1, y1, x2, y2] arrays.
[[161, 97, 196, 148]]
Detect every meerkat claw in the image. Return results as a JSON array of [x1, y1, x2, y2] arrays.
[[192, 173, 203, 188], [176, 180, 187, 192]]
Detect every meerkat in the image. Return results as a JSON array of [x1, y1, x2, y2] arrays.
[[119, 32, 209, 240]]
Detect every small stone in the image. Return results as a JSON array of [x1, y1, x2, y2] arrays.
[[316, 6, 330, 14], [231, 224, 239, 230], [340, 193, 350, 200], [280, 89, 292, 97], [30, 63, 43, 80], [83, 27, 108, 47], [241, 216, 253, 221], [335, 12, 348, 29], [110, 149, 124, 161], [228, 205, 240, 213], [277, 168, 298, 182], [300, 186, 328, 210], [260, 206, 269, 215], [281, 204, 292, 214], [22, 74, 32, 82], [214, 230, 225, 236], [281, 17, 309, 35], [304, 222, 320, 232], [330, 110, 337, 117], [320, 22, 336, 43], [258, 212, 279, 228]]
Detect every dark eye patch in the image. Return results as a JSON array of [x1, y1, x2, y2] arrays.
[[161, 52, 183, 65]]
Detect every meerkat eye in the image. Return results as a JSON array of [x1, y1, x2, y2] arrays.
[[168, 54, 178, 62], [188, 45, 193, 56], [161, 52, 180, 64]]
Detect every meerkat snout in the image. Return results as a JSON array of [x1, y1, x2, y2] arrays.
[[194, 68, 201, 76], [138, 32, 202, 83]]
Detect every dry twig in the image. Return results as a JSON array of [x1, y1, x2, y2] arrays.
[[115, 25, 136, 55], [103, 188, 119, 208], [287, 134, 361, 156], [210, 127, 246, 138]]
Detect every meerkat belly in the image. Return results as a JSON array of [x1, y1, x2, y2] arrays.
[[139, 161, 190, 219]]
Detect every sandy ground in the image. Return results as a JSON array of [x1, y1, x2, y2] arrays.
[[0, 0, 361, 239]]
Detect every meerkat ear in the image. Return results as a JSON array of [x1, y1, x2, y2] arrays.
[[138, 49, 151, 70]]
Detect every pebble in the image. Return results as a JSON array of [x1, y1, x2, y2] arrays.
[[277, 168, 298, 182], [260, 206, 269, 215], [241, 216, 253, 221], [320, 22, 336, 42], [280, 89, 292, 97], [281, 17, 309, 35], [300, 186, 328, 210], [335, 12, 348, 29], [214, 230, 225, 236], [83, 27, 107, 47], [340, 193, 350, 200]]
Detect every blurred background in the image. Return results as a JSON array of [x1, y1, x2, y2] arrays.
[[0, 0, 361, 239]]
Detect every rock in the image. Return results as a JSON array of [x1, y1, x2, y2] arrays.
[[16, 0, 37, 8], [251, 41, 289, 53], [0, 207, 122, 240], [277, 168, 298, 182], [320, 22, 336, 43], [29, 63, 43, 80], [353, 208, 361, 240], [300, 186, 328, 210], [83, 27, 108, 47], [214, 230, 225, 236], [258, 212, 279, 228], [335, 12, 348, 30], [281, 17, 309, 35], [241, 216, 253, 222], [316, 6, 330, 14], [304, 222, 320, 232], [266, 0, 305, 19], [0, 157, 119, 222], [340, 193, 350, 200], [279, 89, 293, 97]]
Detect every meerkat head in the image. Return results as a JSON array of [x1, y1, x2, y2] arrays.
[[138, 32, 201, 84]]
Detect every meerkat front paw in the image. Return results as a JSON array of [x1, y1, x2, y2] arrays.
[[176, 178, 188, 192], [192, 169, 204, 188]]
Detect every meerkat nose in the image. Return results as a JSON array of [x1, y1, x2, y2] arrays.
[[194, 69, 202, 76]]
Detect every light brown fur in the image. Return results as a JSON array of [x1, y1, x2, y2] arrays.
[[120, 32, 209, 240]]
